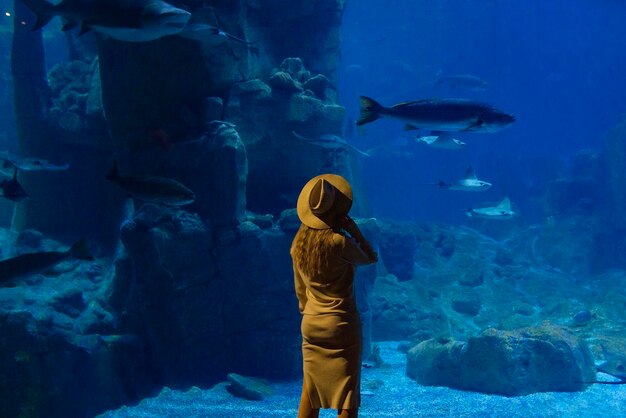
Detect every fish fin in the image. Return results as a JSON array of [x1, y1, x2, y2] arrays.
[[69, 239, 94, 261], [403, 124, 419, 131], [463, 165, 477, 180], [461, 117, 484, 132], [497, 197, 511, 210], [357, 96, 383, 126]]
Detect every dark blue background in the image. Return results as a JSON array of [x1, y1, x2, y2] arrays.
[[338, 0, 626, 224]]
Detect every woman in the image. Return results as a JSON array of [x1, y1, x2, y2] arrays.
[[291, 174, 378, 418]]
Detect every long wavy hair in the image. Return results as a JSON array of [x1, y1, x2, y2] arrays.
[[290, 224, 340, 277]]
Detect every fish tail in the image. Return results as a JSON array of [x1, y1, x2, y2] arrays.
[[106, 162, 120, 182], [20, 0, 56, 31], [357, 96, 384, 126], [69, 239, 94, 261]]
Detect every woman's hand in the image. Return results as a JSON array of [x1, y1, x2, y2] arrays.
[[338, 215, 359, 235], [339, 215, 378, 263]]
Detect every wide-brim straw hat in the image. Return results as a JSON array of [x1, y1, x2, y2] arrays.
[[296, 174, 353, 229]]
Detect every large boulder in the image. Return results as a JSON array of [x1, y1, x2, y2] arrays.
[[117, 204, 302, 386], [406, 325, 596, 396], [0, 232, 152, 418]]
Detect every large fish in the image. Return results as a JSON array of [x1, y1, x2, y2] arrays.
[[0, 168, 29, 202], [19, 0, 191, 42], [466, 197, 516, 219], [292, 131, 371, 157], [106, 163, 195, 206], [437, 166, 491, 192], [0, 239, 93, 285], [357, 96, 515, 133]]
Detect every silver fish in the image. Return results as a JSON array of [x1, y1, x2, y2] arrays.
[[438, 166, 491, 192], [357, 96, 515, 133], [20, 0, 191, 42], [413, 131, 466, 150], [466, 197, 516, 219]]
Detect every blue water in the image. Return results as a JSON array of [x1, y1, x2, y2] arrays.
[[1, 1, 626, 417], [338, 0, 626, 223]]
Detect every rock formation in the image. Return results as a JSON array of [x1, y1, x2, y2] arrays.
[[406, 325, 596, 396]]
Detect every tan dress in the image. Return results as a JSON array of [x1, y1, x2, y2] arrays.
[[293, 232, 376, 410]]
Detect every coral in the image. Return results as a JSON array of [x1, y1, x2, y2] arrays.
[[278, 57, 310, 82], [268, 71, 302, 92], [302, 74, 330, 98]]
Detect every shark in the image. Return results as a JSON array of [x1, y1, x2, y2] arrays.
[[292, 131, 371, 157], [466, 197, 516, 220], [0, 239, 93, 285], [19, 0, 191, 42], [437, 166, 491, 192], [0, 153, 69, 175], [412, 131, 466, 150]]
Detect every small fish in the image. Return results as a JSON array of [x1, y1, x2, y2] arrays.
[[1, 154, 69, 173], [466, 197, 516, 219], [438, 166, 491, 192], [292, 131, 370, 157], [0, 239, 93, 284], [106, 163, 195, 206], [357, 96, 515, 133], [0, 168, 29, 202], [19, 0, 191, 42], [435, 73, 489, 92], [412, 131, 466, 150]]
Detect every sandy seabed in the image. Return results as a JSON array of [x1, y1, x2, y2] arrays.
[[98, 341, 626, 418]]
